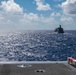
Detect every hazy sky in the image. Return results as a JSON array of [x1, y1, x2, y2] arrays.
[[0, 0, 76, 30]]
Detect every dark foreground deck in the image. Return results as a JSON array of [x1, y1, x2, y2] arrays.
[[0, 62, 76, 75]]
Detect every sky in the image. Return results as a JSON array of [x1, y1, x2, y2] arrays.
[[0, 0, 76, 30]]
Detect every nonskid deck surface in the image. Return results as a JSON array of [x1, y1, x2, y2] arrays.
[[0, 61, 76, 75]]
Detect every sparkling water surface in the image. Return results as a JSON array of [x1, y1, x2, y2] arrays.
[[0, 30, 76, 61]]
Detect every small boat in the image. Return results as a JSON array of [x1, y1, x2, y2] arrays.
[[67, 57, 76, 66], [54, 25, 64, 33]]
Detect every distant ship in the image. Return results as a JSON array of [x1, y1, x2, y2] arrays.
[[54, 25, 64, 33]]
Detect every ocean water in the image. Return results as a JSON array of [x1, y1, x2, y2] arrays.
[[0, 30, 76, 61]]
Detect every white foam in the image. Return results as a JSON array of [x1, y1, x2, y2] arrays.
[[0, 61, 67, 64]]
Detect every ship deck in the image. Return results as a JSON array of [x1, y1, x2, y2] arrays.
[[0, 61, 76, 75]]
